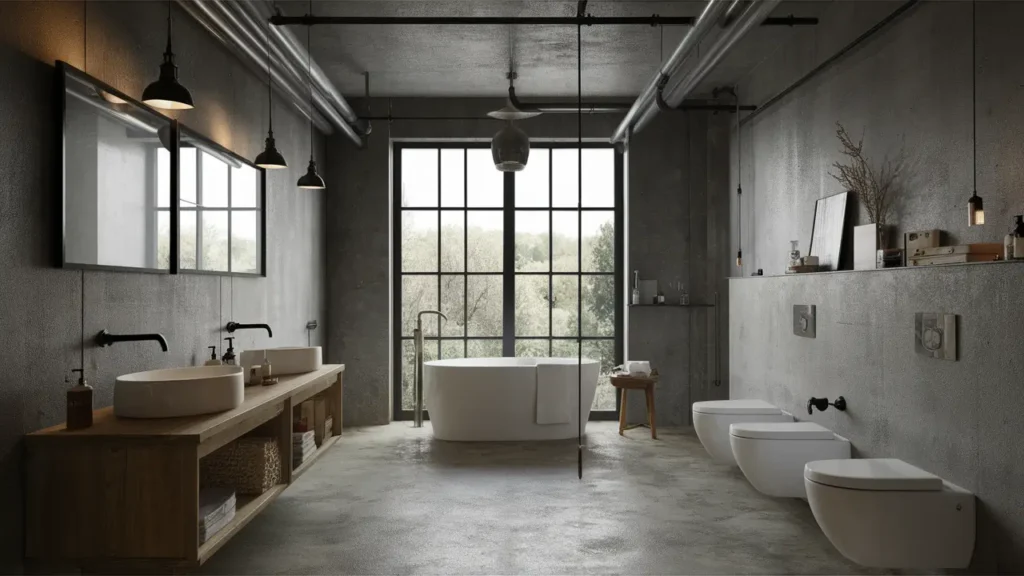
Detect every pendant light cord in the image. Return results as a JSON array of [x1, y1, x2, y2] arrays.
[[165, 0, 173, 56], [972, 0, 977, 193], [265, 22, 274, 133], [307, 0, 314, 161], [736, 88, 742, 266]]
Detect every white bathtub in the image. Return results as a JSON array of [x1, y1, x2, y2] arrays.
[[424, 357, 599, 441]]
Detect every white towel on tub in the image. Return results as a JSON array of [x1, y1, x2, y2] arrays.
[[536, 362, 575, 425]]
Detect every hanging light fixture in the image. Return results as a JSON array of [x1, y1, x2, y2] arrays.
[[967, 0, 984, 226], [254, 21, 287, 169], [490, 26, 531, 172], [297, 3, 325, 190], [142, 0, 194, 110]]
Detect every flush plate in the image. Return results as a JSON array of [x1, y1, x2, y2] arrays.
[[915, 312, 957, 361], [793, 305, 816, 338]]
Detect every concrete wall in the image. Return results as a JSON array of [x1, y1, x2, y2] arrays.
[[327, 98, 730, 426], [0, 2, 327, 571], [728, 0, 1024, 571]]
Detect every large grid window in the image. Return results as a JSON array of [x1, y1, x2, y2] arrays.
[[393, 143, 623, 419]]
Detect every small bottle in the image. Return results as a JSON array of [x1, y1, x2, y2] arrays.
[[1014, 216, 1024, 260], [66, 369, 93, 430], [631, 270, 640, 305], [1005, 231, 1015, 261], [789, 240, 801, 268], [204, 345, 222, 366], [680, 288, 690, 306], [223, 337, 236, 365], [261, 351, 278, 386]]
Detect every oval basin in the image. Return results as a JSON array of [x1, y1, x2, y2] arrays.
[[239, 347, 322, 383], [114, 366, 244, 419]]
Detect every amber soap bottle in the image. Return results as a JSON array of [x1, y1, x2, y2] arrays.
[[66, 369, 93, 430]]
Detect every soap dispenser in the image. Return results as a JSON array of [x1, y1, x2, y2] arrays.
[[223, 337, 237, 365], [66, 368, 93, 430], [204, 345, 222, 366]]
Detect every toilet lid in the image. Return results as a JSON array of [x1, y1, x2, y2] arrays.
[[804, 458, 943, 492], [730, 422, 834, 440], [692, 399, 781, 415]]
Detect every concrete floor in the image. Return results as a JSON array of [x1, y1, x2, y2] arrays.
[[200, 422, 888, 575]]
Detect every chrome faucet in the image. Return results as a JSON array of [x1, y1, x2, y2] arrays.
[[414, 310, 447, 428]]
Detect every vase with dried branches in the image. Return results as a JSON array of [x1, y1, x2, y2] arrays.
[[829, 122, 905, 252]]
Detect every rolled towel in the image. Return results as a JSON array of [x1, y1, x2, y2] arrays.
[[624, 360, 651, 377]]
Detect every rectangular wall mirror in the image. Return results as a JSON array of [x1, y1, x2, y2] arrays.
[[178, 127, 265, 277], [58, 61, 176, 272]]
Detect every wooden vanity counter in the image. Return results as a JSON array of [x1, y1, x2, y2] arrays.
[[25, 364, 344, 574]]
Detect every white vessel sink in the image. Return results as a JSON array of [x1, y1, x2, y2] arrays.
[[114, 366, 244, 419], [239, 347, 322, 383]]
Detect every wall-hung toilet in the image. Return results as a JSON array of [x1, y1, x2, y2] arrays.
[[692, 400, 791, 464], [804, 458, 976, 569], [730, 422, 850, 498]]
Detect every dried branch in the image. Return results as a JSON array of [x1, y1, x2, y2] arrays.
[[828, 122, 904, 226]]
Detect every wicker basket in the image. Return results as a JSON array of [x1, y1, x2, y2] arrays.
[[201, 437, 282, 495]]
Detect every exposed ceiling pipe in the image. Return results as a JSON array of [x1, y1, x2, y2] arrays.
[[633, 0, 781, 133], [176, 0, 335, 136], [609, 0, 731, 144], [507, 86, 630, 114], [205, 0, 352, 135], [240, 0, 370, 136]]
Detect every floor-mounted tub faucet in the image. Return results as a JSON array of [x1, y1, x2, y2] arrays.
[[414, 310, 448, 428], [226, 322, 273, 338], [96, 329, 169, 352]]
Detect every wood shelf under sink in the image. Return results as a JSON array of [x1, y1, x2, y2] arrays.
[[25, 365, 345, 574]]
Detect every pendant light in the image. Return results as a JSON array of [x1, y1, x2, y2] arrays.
[[254, 21, 287, 169], [297, 4, 325, 190], [967, 0, 984, 226], [142, 0, 194, 110], [490, 27, 531, 172]]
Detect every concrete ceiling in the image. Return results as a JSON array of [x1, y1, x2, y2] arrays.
[[279, 1, 826, 99]]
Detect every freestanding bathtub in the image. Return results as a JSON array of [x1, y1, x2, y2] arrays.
[[424, 357, 599, 441]]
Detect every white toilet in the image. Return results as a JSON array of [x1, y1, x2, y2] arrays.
[[804, 458, 976, 569], [730, 422, 850, 498], [692, 400, 791, 465]]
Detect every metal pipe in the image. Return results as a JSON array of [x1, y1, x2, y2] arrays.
[[244, 1, 369, 135], [413, 310, 447, 428], [741, 0, 919, 126], [268, 15, 816, 26], [210, 0, 350, 133], [507, 85, 631, 114], [609, 0, 731, 144], [176, 0, 335, 135], [633, 0, 781, 134]]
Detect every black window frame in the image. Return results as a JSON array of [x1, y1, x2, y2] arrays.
[[392, 141, 624, 422]]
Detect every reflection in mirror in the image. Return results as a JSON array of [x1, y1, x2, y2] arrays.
[[61, 63, 173, 271], [178, 128, 263, 275]]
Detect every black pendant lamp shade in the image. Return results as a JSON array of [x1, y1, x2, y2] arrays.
[[143, 1, 194, 111], [297, 7, 325, 190], [254, 22, 287, 169], [297, 159, 326, 189]]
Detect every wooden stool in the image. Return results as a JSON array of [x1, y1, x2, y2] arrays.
[[610, 374, 657, 439]]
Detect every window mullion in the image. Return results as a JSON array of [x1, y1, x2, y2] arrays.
[[502, 171, 515, 357]]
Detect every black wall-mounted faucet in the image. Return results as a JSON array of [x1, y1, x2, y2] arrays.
[[807, 396, 847, 414], [226, 322, 273, 338], [96, 329, 169, 352]]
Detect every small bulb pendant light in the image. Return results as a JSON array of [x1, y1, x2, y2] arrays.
[[142, 0, 194, 110], [297, 5, 325, 190], [967, 0, 984, 226], [254, 22, 287, 169]]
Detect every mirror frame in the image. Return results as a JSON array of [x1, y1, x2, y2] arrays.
[[55, 61, 267, 278], [56, 60, 178, 274], [176, 126, 267, 278]]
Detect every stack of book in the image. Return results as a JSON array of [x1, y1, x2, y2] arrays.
[[198, 487, 236, 544], [293, 430, 316, 467]]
